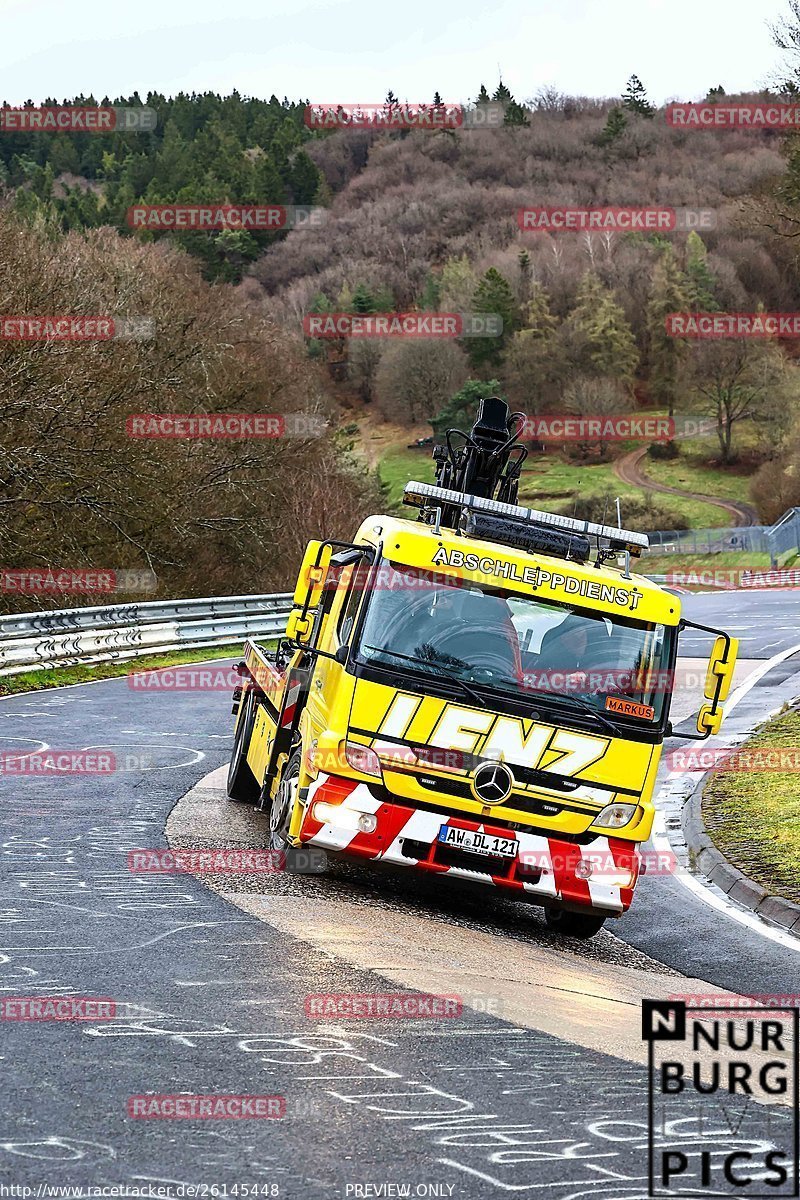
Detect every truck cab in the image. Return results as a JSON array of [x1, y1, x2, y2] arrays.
[[228, 400, 738, 938]]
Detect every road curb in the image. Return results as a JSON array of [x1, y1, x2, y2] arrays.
[[683, 765, 800, 935]]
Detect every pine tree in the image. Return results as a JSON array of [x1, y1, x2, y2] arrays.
[[573, 271, 606, 312], [439, 254, 478, 312], [30, 163, 55, 201], [250, 151, 285, 204], [517, 249, 532, 305], [646, 246, 691, 419], [520, 282, 558, 340], [685, 232, 717, 308], [505, 283, 562, 411], [312, 175, 333, 207], [351, 283, 378, 314], [597, 107, 628, 147], [420, 272, 441, 310], [476, 84, 491, 105], [622, 75, 655, 118], [588, 298, 639, 383], [287, 150, 320, 204], [433, 91, 444, 106], [309, 291, 334, 313], [386, 91, 398, 105], [493, 80, 528, 126], [572, 273, 639, 385], [468, 267, 520, 370]]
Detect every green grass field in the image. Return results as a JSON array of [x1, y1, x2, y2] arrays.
[[377, 447, 436, 509], [702, 707, 800, 905], [379, 446, 733, 529], [642, 452, 754, 505]]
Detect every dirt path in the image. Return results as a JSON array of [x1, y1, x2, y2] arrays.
[[350, 412, 430, 469], [614, 446, 759, 527]]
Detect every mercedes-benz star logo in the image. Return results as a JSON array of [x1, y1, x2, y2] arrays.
[[471, 760, 514, 805]]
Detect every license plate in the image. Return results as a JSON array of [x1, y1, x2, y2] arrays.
[[438, 825, 517, 859]]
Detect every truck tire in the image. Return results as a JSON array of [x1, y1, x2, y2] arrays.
[[544, 907, 606, 939], [226, 688, 260, 804], [269, 748, 302, 852]]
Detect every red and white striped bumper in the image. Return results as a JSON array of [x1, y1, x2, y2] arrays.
[[298, 773, 641, 915]]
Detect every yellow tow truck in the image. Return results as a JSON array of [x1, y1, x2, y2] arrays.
[[228, 399, 738, 937]]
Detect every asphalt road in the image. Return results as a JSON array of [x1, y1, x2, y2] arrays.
[[678, 590, 800, 660], [1, 589, 798, 1198]]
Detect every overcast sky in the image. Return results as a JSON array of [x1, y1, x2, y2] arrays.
[[0, 0, 791, 108]]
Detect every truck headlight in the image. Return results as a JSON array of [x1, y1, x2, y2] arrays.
[[344, 741, 382, 779], [594, 802, 637, 829]]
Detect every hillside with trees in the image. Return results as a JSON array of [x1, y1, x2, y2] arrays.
[[249, 84, 797, 488], [6, 52, 800, 560], [0, 208, 378, 609]]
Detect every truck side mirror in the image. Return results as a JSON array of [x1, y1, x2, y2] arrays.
[[704, 635, 738, 705], [293, 540, 332, 610], [696, 704, 723, 737], [696, 635, 739, 736], [286, 540, 333, 646]]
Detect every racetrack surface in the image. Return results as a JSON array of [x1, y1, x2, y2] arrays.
[[1, 591, 798, 1196]]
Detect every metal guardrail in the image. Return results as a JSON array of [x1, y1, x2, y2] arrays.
[[0, 593, 293, 677], [645, 525, 770, 555], [645, 508, 800, 565]]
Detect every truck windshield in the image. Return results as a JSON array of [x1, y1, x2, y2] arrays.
[[354, 560, 674, 724]]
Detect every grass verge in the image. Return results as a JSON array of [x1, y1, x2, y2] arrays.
[[643, 452, 754, 506], [378, 446, 436, 509], [0, 642, 251, 697], [702, 707, 800, 905], [379, 446, 733, 529]]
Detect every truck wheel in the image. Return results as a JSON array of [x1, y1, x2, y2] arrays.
[[544, 907, 606, 939], [269, 749, 302, 852], [226, 689, 260, 804]]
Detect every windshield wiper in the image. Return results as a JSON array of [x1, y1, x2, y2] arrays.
[[361, 644, 486, 708], [530, 691, 617, 734]]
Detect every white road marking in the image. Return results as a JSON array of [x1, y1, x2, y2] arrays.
[[654, 641, 800, 951]]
